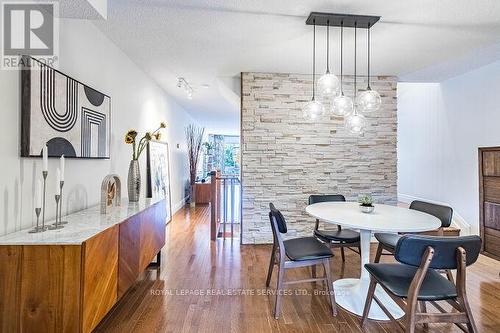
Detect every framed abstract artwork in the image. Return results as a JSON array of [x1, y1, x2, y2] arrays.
[[146, 140, 172, 223], [21, 56, 111, 159]]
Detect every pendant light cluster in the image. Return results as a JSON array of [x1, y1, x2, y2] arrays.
[[303, 13, 382, 135]]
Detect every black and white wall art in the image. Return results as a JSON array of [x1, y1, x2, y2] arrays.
[[21, 56, 111, 159], [146, 140, 172, 223]]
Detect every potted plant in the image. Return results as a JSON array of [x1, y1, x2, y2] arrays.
[[185, 124, 205, 207], [124, 122, 166, 202], [358, 194, 375, 213]]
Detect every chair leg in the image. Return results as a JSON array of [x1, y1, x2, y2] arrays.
[[340, 247, 346, 262], [460, 294, 478, 333], [374, 243, 383, 263], [419, 301, 428, 329], [446, 269, 454, 283], [361, 277, 377, 327], [323, 259, 337, 316], [266, 244, 276, 287], [405, 302, 418, 333], [274, 261, 285, 319]]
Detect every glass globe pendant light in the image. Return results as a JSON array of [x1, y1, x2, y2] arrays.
[[357, 23, 381, 113], [317, 20, 339, 99], [345, 22, 366, 135], [332, 21, 353, 117], [303, 20, 325, 120]]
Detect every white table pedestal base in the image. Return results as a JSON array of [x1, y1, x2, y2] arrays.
[[333, 278, 404, 321]]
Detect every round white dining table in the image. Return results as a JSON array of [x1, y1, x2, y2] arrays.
[[305, 201, 441, 321]]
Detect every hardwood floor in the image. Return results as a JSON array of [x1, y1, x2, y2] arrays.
[[95, 204, 500, 333]]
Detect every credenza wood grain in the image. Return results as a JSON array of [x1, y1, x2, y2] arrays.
[[0, 245, 82, 333], [118, 200, 166, 298], [82, 226, 118, 333], [0, 199, 166, 333], [139, 200, 166, 272], [118, 214, 141, 299]]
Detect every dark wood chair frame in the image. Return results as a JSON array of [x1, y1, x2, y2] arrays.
[[313, 218, 361, 262], [374, 202, 454, 282], [361, 246, 478, 333], [309, 195, 361, 262], [266, 212, 337, 319]]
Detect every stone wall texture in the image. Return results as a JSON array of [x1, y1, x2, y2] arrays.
[[241, 72, 398, 244]]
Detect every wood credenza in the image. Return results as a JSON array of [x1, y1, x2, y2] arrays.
[[479, 147, 500, 260], [0, 199, 166, 333]]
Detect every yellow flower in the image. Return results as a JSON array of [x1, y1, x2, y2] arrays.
[[125, 134, 134, 144], [154, 133, 161, 141], [160, 122, 166, 129], [127, 130, 137, 139]]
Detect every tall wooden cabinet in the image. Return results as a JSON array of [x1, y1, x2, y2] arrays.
[[479, 147, 500, 259]]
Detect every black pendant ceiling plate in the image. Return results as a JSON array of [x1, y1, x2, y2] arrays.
[[306, 12, 380, 29]]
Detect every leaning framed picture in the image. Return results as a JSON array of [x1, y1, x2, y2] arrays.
[[21, 56, 111, 159], [146, 140, 173, 223]]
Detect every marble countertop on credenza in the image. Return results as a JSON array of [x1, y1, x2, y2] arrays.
[[0, 198, 164, 246]]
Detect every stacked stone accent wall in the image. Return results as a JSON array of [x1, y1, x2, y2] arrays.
[[241, 72, 398, 244]]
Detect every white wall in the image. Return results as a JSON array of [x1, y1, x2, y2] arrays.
[[398, 60, 500, 235], [0, 19, 195, 235]]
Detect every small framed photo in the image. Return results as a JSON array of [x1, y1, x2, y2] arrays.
[[146, 140, 172, 223]]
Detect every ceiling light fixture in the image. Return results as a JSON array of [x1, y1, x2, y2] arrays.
[[177, 77, 194, 99], [303, 19, 325, 120], [345, 22, 367, 135], [356, 23, 381, 113], [305, 13, 380, 134], [332, 21, 353, 117], [317, 20, 339, 99]]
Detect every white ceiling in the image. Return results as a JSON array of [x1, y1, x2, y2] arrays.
[[89, 0, 500, 134]]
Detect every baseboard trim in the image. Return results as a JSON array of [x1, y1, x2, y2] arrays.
[[172, 196, 189, 214], [398, 193, 471, 235]]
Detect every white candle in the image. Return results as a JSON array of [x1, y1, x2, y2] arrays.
[[56, 168, 61, 195], [42, 145, 48, 172], [35, 179, 42, 208], [60, 155, 65, 181]]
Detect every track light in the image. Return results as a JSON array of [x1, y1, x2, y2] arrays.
[[177, 77, 194, 99]]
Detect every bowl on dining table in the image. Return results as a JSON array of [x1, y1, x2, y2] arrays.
[[360, 205, 375, 214]]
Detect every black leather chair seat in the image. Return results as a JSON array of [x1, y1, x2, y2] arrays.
[[365, 263, 458, 301], [374, 233, 401, 250], [283, 237, 333, 261], [314, 229, 360, 243]]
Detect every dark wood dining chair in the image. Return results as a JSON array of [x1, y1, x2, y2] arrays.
[[374, 201, 453, 266], [266, 203, 337, 319], [361, 234, 481, 333], [309, 194, 361, 262]]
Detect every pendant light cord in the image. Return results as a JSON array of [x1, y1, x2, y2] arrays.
[[340, 21, 343, 95], [354, 21, 357, 98], [326, 20, 330, 73], [367, 23, 371, 90], [312, 20, 316, 100]]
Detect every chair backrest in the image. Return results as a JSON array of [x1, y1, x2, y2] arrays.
[[395, 235, 482, 269], [269, 203, 287, 234], [308, 194, 346, 205], [410, 200, 453, 228]]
